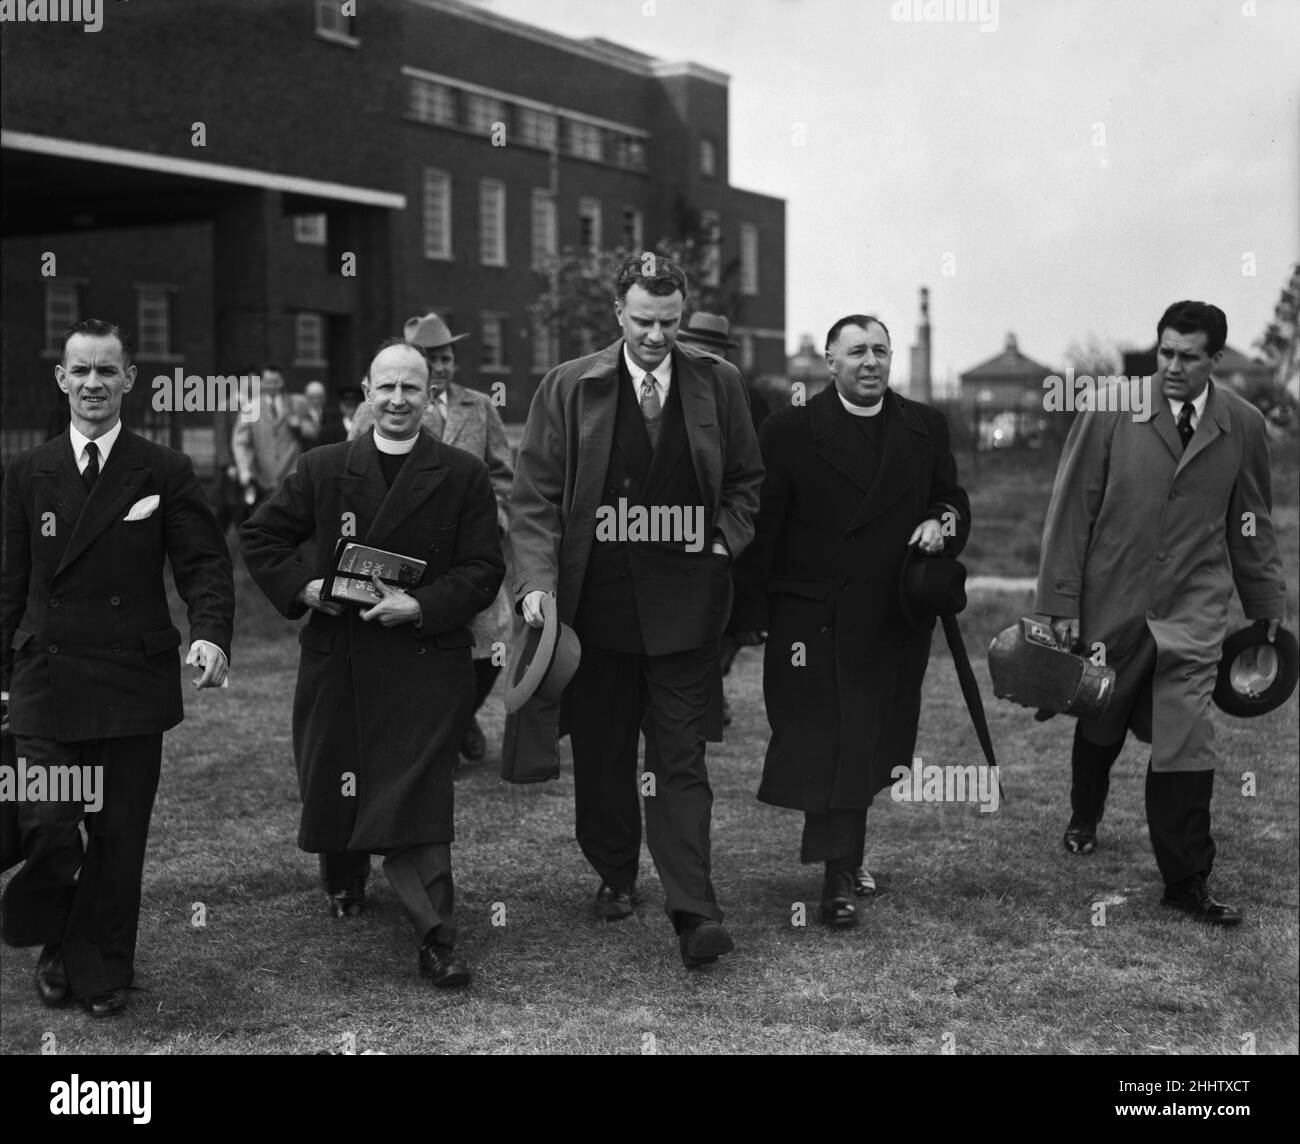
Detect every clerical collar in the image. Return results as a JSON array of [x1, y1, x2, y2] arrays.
[[838, 392, 884, 418], [373, 430, 418, 454]]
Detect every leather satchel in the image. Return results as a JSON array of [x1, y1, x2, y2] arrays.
[[988, 615, 1116, 719]]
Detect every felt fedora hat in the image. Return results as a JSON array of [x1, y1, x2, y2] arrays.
[[404, 313, 470, 350], [1213, 622, 1298, 717], [899, 544, 967, 628], [677, 311, 738, 350], [502, 593, 582, 713]]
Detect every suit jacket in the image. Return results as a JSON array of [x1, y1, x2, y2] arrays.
[[732, 386, 970, 809], [1037, 381, 1286, 771], [232, 393, 310, 491], [1, 428, 235, 742], [238, 431, 504, 848], [502, 339, 764, 781]]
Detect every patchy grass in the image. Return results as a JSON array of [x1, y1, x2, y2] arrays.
[[2, 449, 1295, 1056]]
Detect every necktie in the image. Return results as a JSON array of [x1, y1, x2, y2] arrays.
[[427, 392, 446, 440], [83, 441, 100, 491], [271, 395, 282, 421], [1176, 403, 1195, 451], [639, 375, 661, 422]]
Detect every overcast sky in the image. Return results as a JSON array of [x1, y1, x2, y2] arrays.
[[478, 0, 1298, 389]]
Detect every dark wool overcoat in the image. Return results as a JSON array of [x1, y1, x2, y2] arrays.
[[732, 386, 970, 811], [240, 431, 503, 850]]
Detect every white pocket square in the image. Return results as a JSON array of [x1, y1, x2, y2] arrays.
[[123, 494, 160, 522]]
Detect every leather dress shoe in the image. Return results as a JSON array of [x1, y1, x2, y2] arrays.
[[1161, 876, 1242, 927], [34, 946, 70, 1008], [327, 890, 365, 919], [418, 942, 472, 987], [853, 867, 878, 897], [460, 717, 487, 762], [820, 868, 857, 928], [595, 882, 638, 920], [82, 988, 129, 1018], [1063, 817, 1097, 854], [677, 915, 734, 968]]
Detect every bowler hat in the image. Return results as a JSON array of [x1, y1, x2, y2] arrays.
[[404, 313, 470, 350], [899, 544, 967, 628], [502, 593, 582, 713], [1213, 622, 1298, 717], [677, 312, 738, 350]]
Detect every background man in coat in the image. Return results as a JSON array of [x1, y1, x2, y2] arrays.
[[1, 319, 234, 1017], [231, 365, 311, 509], [351, 315, 514, 767], [732, 314, 969, 928], [509, 255, 763, 968], [240, 339, 503, 986], [1038, 300, 1286, 926]]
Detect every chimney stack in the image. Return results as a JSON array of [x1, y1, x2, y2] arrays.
[[909, 286, 932, 402]]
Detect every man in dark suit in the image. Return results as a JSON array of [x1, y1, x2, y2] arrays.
[[732, 314, 969, 928], [240, 338, 503, 986], [509, 255, 764, 968], [1, 319, 234, 1018]]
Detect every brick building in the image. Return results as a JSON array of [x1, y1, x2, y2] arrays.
[[0, 0, 785, 461]]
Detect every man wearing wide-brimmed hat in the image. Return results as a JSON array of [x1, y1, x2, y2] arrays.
[[352, 314, 515, 766]]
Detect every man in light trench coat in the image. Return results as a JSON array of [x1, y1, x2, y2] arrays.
[[1038, 300, 1287, 925]]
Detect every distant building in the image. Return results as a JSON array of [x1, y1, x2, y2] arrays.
[[0, 0, 785, 461], [908, 286, 932, 402], [959, 332, 1056, 450], [787, 334, 831, 397]]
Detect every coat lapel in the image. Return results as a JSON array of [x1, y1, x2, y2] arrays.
[[575, 343, 623, 515], [843, 391, 928, 534], [33, 432, 86, 528], [1178, 381, 1227, 472], [365, 431, 448, 549], [1148, 387, 1184, 463], [673, 346, 720, 519], [441, 383, 474, 447], [811, 385, 875, 493], [55, 428, 152, 577]]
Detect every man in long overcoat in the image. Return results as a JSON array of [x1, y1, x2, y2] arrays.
[[732, 314, 968, 927], [1038, 300, 1286, 925], [508, 255, 763, 968], [240, 339, 503, 984]]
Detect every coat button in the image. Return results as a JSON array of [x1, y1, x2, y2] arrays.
[[110, 595, 121, 606], [1156, 552, 1169, 562], [112, 642, 122, 652], [415, 647, 427, 655], [840, 579, 850, 590], [819, 626, 833, 637], [49, 598, 60, 608], [48, 643, 58, 653]]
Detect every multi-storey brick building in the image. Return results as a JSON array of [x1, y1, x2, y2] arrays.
[[0, 0, 786, 460]]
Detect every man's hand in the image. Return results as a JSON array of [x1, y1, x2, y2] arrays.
[[711, 538, 730, 559], [908, 518, 944, 555], [522, 590, 548, 629], [359, 571, 422, 627], [298, 579, 344, 616], [1050, 616, 1080, 649], [186, 640, 229, 690], [1265, 618, 1281, 643]]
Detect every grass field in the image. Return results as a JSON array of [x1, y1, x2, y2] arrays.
[[1, 440, 1296, 1056]]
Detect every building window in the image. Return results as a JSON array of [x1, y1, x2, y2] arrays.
[[531, 315, 558, 374], [564, 119, 603, 162], [466, 93, 506, 137], [408, 77, 457, 127], [315, 0, 358, 46], [136, 289, 174, 358], [740, 333, 755, 373], [700, 210, 721, 288], [620, 206, 643, 251], [480, 314, 507, 371], [295, 313, 328, 367], [479, 180, 507, 267], [699, 138, 717, 178], [44, 282, 81, 354], [423, 168, 452, 260], [611, 136, 647, 171], [531, 189, 557, 269], [739, 223, 759, 296], [517, 107, 558, 151], [578, 197, 602, 251], [293, 213, 328, 245]]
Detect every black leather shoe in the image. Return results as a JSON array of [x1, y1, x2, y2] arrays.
[[34, 945, 70, 1009], [327, 889, 365, 919], [595, 882, 638, 920], [852, 867, 878, 898], [82, 988, 128, 1018], [1063, 818, 1097, 854], [678, 916, 734, 968], [820, 868, 857, 928], [418, 942, 472, 987], [1161, 876, 1242, 927], [460, 717, 487, 762]]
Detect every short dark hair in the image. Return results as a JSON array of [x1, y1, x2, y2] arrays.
[[614, 253, 688, 302], [61, 319, 133, 365], [825, 314, 892, 353], [366, 336, 429, 382], [1156, 301, 1227, 357]]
